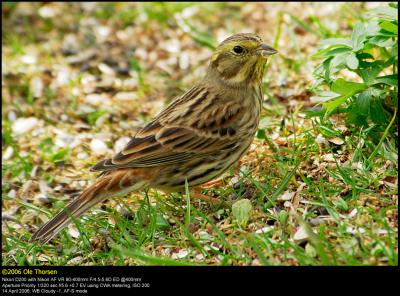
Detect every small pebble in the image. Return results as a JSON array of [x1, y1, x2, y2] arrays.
[[8, 189, 16, 199], [315, 134, 329, 146], [375, 229, 388, 235], [3, 146, 13, 160], [78, 181, 86, 187], [38, 254, 51, 262], [85, 93, 110, 106], [195, 253, 205, 260], [90, 139, 109, 155], [229, 176, 239, 186], [30, 76, 44, 98], [293, 226, 310, 243], [278, 191, 295, 201], [328, 137, 344, 146], [322, 153, 336, 162], [351, 162, 363, 170], [179, 52, 190, 70], [161, 248, 171, 256], [251, 259, 262, 266], [68, 224, 80, 238], [61, 114, 69, 122], [12, 117, 39, 135], [77, 152, 89, 159], [114, 137, 131, 153], [56, 68, 71, 86], [346, 226, 366, 234], [8, 111, 17, 122], [283, 201, 292, 208], [34, 193, 51, 204], [38, 5, 58, 18], [255, 226, 274, 234], [204, 244, 220, 252], [21, 54, 37, 65], [114, 92, 137, 101], [67, 256, 84, 266], [171, 249, 188, 259], [348, 208, 358, 218], [94, 26, 111, 42], [308, 218, 325, 226], [198, 230, 212, 240], [98, 63, 115, 75], [53, 185, 63, 192]]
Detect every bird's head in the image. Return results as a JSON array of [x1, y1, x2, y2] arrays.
[[208, 33, 277, 86]]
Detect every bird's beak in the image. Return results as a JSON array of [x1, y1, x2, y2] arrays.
[[257, 44, 278, 58]]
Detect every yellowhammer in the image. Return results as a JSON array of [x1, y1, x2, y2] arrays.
[[31, 33, 277, 244]]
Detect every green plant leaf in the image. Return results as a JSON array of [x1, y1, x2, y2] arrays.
[[323, 94, 353, 114], [322, 57, 333, 80], [373, 74, 398, 86], [232, 199, 252, 228], [370, 98, 387, 124], [155, 213, 170, 230], [356, 52, 374, 60], [367, 35, 396, 47], [365, 20, 382, 36], [392, 42, 398, 58], [312, 46, 352, 59], [310, 90, 341, 104], [323, 78, 367, 112], [393, 91, 398, 107], [318, 125, 342, 137], [333, 198, 349, 211], [258, 117, 272, 129], [347, 108, 368, 127], [379, 20, 398, 34], [346, 52, 359, 69], [351, 23, 368, 51], [87, 110, 107, 126], [331, 78, 366, 95], [320, 38, 353, 48], [310, 3, 397, 138], [256, 128, 267, 140], [39, 138, 54, 153], [303, 107, 327, 118], [356, 61, 385, 84], [49, 148, 70, 162], [356, 90, 372, 115], [368, 6, 398, 21], [278, 210, 289, 226], [330, 52, 350, 72]]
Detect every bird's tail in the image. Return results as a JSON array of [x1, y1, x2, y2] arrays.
[[30, 169, 146, 244]]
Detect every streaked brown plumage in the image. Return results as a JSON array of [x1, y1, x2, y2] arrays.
[[30, 33, 277, 244]]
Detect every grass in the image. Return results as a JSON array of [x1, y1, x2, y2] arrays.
[[5, 114, 395, 266], [2, 2, 398, 266]]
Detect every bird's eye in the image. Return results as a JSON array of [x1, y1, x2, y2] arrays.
[[233, 45, 244, 54]]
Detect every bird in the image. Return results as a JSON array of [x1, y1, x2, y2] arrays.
[[30, 33, 277, 244]]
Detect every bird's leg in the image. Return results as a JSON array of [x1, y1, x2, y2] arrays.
[[190, 187, 221, 205]]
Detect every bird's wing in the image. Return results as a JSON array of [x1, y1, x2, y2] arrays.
[[91, 85, 244, 172]]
